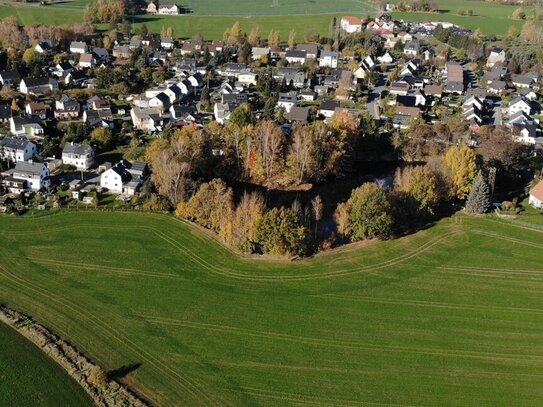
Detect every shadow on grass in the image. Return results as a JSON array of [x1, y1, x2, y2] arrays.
[[108, 362, 142, 380]]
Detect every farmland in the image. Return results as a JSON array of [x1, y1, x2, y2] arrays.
[[0, 322, 92, 406], [1, 211, 543, 405], [392, 0, 543, 35]]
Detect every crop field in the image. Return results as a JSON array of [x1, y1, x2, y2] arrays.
[[0, 322, 92, 406], [392, 0, 543, 35], [1, 211, 543, 405]]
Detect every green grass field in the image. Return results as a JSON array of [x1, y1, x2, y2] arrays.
[[0, 322, 92, 406], [1, 211, 543, 405], [392, 0, 542, 35]]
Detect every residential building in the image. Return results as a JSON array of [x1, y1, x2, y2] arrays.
[[2, 161, 50, 192], [62, 142, 95, 170], [0, 137, 37, 162]]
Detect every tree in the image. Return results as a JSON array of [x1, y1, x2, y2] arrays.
[[337, 183, 394, 242], [88, 365, 107, 387], [254, 207, 308, 256], [311, 195, 323, 239], [508, 25, 520, 38], [521, 20, 543, 43], [465, 171, 491, 214], [229, 103, 254, 128], [476, 125, 520, 170], [287, 125, 312, 184], [248, 26, 261, 47], [225, 21, 242, 46], [288, 30, 296, 49], [268, 30, 280, 49], [512, 6, 526, 20], [444, 146, 477, 199], [176, 179, 234, 233], [222, 191, 265, 253], [22, 48, 39, 65], [252, 120, 285, 180], [394, 165, 441, 214], [90, 127, 112, 148]]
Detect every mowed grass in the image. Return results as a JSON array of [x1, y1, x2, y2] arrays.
[[0, 322, 92, 407], [1, 211, 543, 405], [392, 0, 543, 35], [50, 0, 377, 16], [0, 0, 376, 40]]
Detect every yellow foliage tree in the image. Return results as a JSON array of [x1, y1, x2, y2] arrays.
[[444, 146, 477, 199]]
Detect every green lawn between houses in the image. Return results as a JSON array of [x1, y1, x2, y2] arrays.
[[1, 210, 543, 405], [0, 322, 92, 407]]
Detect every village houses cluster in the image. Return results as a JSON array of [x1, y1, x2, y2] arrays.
[[1, 11, 543, 212]]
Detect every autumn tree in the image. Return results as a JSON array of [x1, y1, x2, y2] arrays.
[[229, 103, 254, 128], [465, 171, 491, 214], [287, 124, 313, 184], [85, 0, 126, 24], [268, 30, 281, 49], [88, 365, 107, 387], [222, 191, 266, 253], [252, 120, 285, 180], [394, 165, 441, 214], [476, 125, 520, 171], [22, 48, 40, 65], [288, 30, 296, 49], [90, 127, 113, 149], [444, 146, 477, 199], [512, 6, 526, 20], [224, 21, 242, 46], [254, 207, 308, 256], [336, 183, 394, 242], [248, 26, 261, 47], [176, 179, 234, 233]]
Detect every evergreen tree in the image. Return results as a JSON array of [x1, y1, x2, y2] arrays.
[[465, 171, 491, 214]]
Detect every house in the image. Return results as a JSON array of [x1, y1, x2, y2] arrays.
[[319, 100, 340, 118], [208, 40, 224, 56], [25, 102, 49, 119], [354, 56, 375, 79], [277, 92, 298, 113], [424, 84, 443, 98], [214, 102, 234, 125], [146, 0, 158, 13], [488, 80, 507, 95], [158, 2, 179, 15], [161, 36, 175, 50], [340, 16, 362, 33], [130, 106, 163, 132], [169, 104, 197, 121], [54, 61, 75, 77], [0, 70, 21, 86], [512, 74, 534, 89], [486, 47, 506, 68], [513, 124, 539, 144], [377, 52, 394, 64], [299, 88, 316, 102], [508, 110, 533, 126], [274, 67, 305, 88], [251, 47, 270, 61], [509, 96, 531, 117], [397, 32, 413, 44], [70, 41, 89, 54], [2, 161, 50, 192], [62, 142, 95, 170], [238, 72, 258, 86], [389, 81, 410, 96], [34, 41, 52, 54], [83, 110, 112, 128], [319, 51, 339, 68], [100, 160, 148, 196], [285, 50, 307, 65], [64, 70, 88, 86], [463, 96, 484, 112], [295, 44, 319, 60], [148, 92, 171, 113], [112, 45, 132, 59], [19, 77, 58, 95], [10, 116, 44, 138], [55, 94, 80, 120], [0, 105, 10, 124], [445, 62, 464, 95], [0, 137, 37, 162], [78, 53, 96, 69], [285, 106, 310, 123], [529, 179, 543, 209], [404, 41, 420, 56]]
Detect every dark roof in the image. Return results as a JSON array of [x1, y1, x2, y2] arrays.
[[62, 142, 94, 156], [286, 50, 307, 59], [319, 100, 340, 111], [0, 137, 33, 150], [286, 106, 310, 122]]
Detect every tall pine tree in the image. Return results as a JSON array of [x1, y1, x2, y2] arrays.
[[465, 171, 491, 214]]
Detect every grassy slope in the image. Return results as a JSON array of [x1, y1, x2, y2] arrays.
[[1, 211, 543, 405], [0, 322, 93, 407]]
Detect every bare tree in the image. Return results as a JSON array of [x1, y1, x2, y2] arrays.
[[311, 195, 323, 239], [288, 125, 312, 184]]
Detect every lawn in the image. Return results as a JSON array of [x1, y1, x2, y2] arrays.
[[1, 211, 543, 405], [0, 322, 92, 407], [392, 0, 542, 35]]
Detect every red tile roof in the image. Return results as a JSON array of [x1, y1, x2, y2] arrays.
[[530, 180, 543, 201]]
